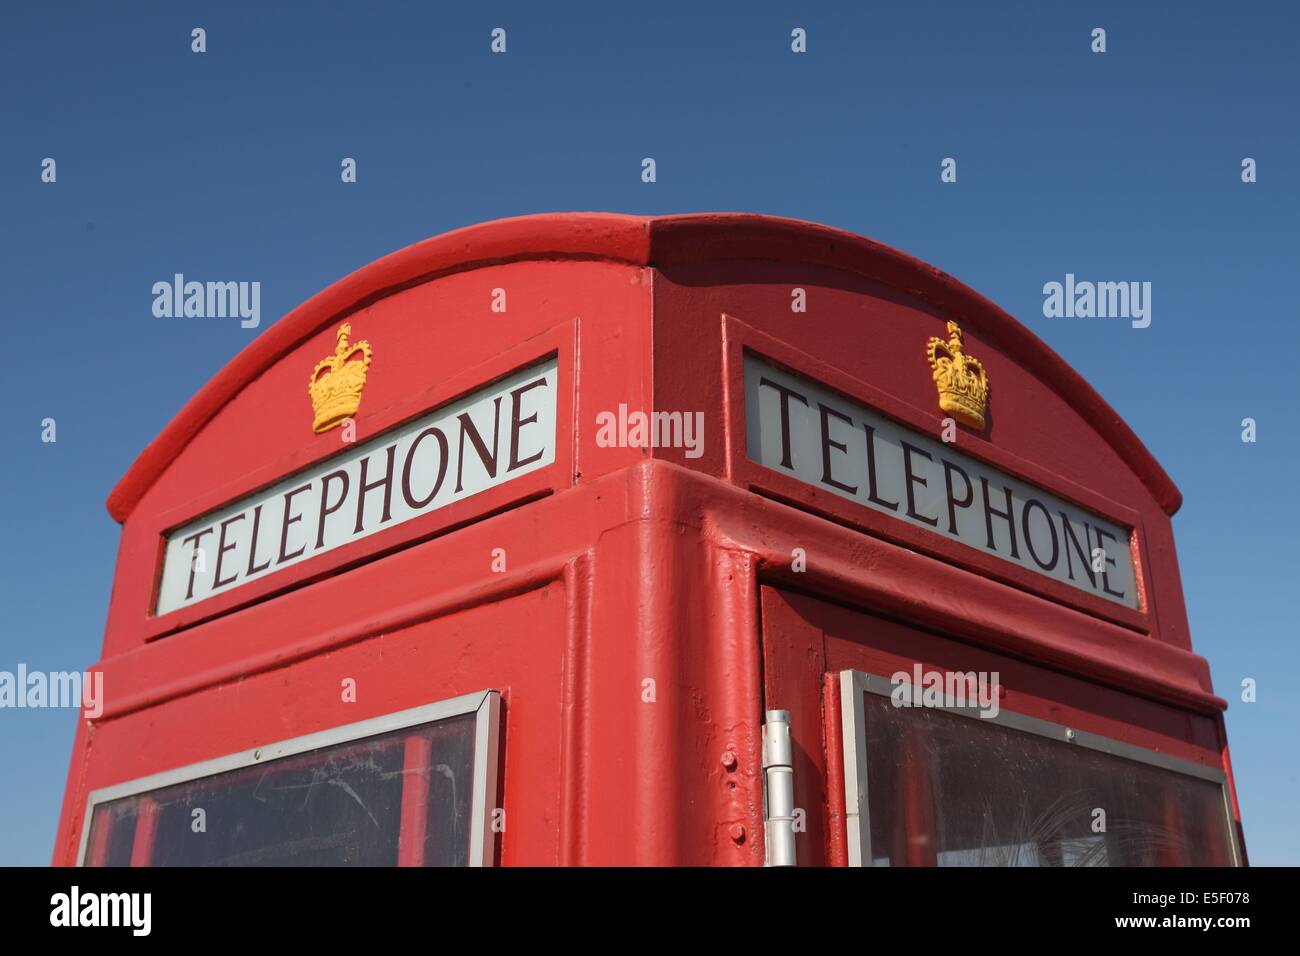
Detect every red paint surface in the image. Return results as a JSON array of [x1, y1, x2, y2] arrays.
[[397, 736, 432, 867], [54, 213, 1240, 866]]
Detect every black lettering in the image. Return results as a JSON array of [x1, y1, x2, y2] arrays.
[[402, 427, 449, 509], [979, 477, 1019, 558], [455, 398, 503, 493], [246, 504, 272, 576], [1021, 498, 1060, 571], [1094, 527, 1127, 599], [212, 513, 246, 589], [316, 470, 351, 549], [355, 445, 397, 534], [278, 484, 312, 564], [1060, 514, 1097, 586], [182, 527, 215, 600], [900, 441, 938, 527], [942, 459, 973, 535], [862, 424, 899, 511], [508, 376, 549, 471], [818, 403, 858, 495], [757, 377, 809, 470]]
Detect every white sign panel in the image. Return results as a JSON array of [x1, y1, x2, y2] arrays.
[[156, 358, 558, 615], [744, 355, 1139, 608]]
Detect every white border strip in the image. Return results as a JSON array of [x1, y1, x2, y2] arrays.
[[469, 691, 501, 867], [839, 670, 872, 868]]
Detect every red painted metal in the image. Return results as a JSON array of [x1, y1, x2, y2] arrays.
[[54, 213, 1241, 867], [901, 729, 938, 867], [397, 736, 432, 868], [128, 797, 158, 867], [821, 673, 848, 868]]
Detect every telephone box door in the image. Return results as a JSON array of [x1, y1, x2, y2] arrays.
[[760, 586, 1240, 867]]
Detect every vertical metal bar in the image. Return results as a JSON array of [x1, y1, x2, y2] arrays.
[[763, 709, 796, 867], [397, 734, 433, 867], [128, 797, 159, 867], [1156, 789, 1187, 867], [900, 724, 938, 866], [84, 805, 113, 867]]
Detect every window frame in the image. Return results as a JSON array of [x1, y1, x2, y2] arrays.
[[76, 688, 502, 867], [838, 669, 1240, 868]]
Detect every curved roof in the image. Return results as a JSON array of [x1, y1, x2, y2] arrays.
[[107, 212, 1181, 522]]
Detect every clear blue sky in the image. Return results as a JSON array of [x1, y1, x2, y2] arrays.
[[1, 1, 1295, 865]]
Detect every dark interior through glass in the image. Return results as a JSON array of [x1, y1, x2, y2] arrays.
[[859, 690, 1235, 867], [85, 711, 478, 867]]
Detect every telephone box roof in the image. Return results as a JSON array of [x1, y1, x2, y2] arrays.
[[107, 212, 1181, 523]]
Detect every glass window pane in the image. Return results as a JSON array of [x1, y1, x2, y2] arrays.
[[86, 711, 479, 867], [84, 799, 139, 867], [860, 692, 1234, 867]]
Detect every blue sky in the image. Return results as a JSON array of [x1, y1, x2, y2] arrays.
[[1, 1, 1295, 865]]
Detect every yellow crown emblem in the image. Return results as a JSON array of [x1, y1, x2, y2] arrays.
[[926, 320, 989, 430], [308, 322, 372, 433]]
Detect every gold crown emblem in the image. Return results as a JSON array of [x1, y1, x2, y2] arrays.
[[308, 322, 372, 433], [926, 320, 989, 430]]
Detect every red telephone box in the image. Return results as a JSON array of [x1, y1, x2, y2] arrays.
[[52, 213, 1245, 866]]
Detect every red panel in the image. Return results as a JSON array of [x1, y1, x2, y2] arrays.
[[646, 226, 1180, 514], [808, 592, 1224, 768], [109, 257, 651, 653], [397, 736, 433, 867], [762, 586, 1239, 865], [107, 214, 655, 523], [140, 323, 576, 641], [128, 797, 158, 867], [722, 317, 1152, 634], [651, 259, 1193, 649], [57, 583, 567, 867], [822, 673, 848, 867], [760, 586, 829, 866], [116, 214, 1177, 525]]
